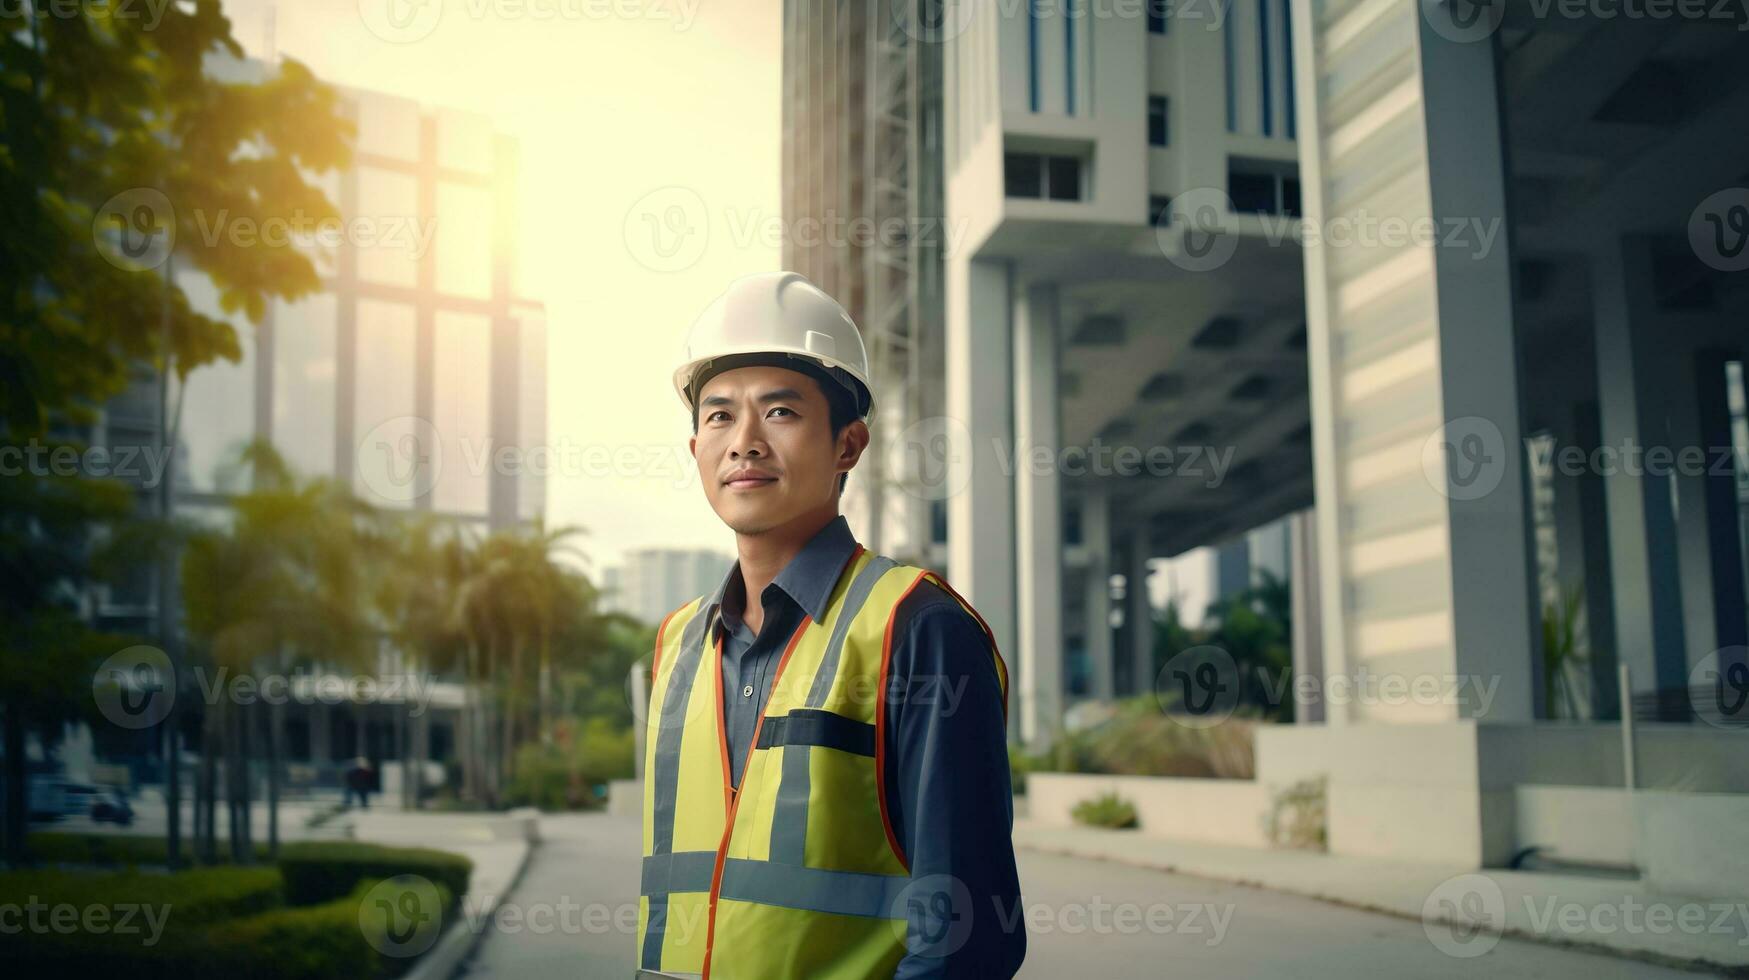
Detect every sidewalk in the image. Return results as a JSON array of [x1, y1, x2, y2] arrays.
[[1014, 820, 1749, 974]]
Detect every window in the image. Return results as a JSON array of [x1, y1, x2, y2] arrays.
[[1005, 153, 1042, 198], [436, 182, 494, 301], [432, 311, 493, 516], [356, 168, 419, 288], [1148, 0, 1169, 33], [1229, 171, 1278, 214], [1005, 153, 1085, 201], [272, 293, 338, 479], [1047, 156, 1081, 200], [354, 300, 418, 508], [1149, 195, 1172, 227], [1148, 96, 1170, 147], [1228, 162, 1302, 217]]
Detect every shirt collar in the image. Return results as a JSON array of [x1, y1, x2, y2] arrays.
[[705, 515, 860, 635]]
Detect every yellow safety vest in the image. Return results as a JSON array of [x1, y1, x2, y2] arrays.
[[637, 547, 1008, 979]]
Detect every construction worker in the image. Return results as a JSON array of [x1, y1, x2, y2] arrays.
[[635, 272, 1026, 979]]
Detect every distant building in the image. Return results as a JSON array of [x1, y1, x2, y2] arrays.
[[89, 61, 545, 792], [606, 549, 736, 626]]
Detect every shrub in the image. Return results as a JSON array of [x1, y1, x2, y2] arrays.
[[276, 841, 470, 908], [1264, 776, 1327, 851], [504, 716, 634, 810], [0, 865, 283, 927], [202, 878, 453, 979], [0, 869, 457, 979], [1032, 697, 1256, 779], [1071, 792, 1139, 829]]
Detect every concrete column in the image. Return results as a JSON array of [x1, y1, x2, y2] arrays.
[[1592, 236, 1689, 705], [1288, 509, 1325, 724], [1286, 0, 1536, 865], [1083, 488, 1115, 701], [1693, 350, 1749, 656], [1127, 538, 1154, 699], [1013, 281, 1064, 752], [946, 255, 1018, 743]]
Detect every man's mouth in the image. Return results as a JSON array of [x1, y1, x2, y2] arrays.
[[724, 471, 778, 490]]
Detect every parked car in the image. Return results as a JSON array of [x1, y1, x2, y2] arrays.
[[60, 781, 102, 819], [25, 775, 67, 822], [90, 788, 134, 826]]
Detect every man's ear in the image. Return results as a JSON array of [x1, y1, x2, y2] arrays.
[[836, 419, 870, 477]]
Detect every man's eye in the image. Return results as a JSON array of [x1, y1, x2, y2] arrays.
[[768, 406, 794, 418], [707, 411, 730, 423]]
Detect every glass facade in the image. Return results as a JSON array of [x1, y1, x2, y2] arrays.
[[354, 299, 419, 508], [173, 271, 256, 494], [356, 167, 420, 288], [272, 293, 339, 479], [436, 183, 494, 300], [432, 310, 493, 516], [356, 92, 422, 161]]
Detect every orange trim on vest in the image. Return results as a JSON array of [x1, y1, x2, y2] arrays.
[[924, 571, 1011, 725], [874, 569, 935, 872]]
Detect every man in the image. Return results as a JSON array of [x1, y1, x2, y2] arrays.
[[635, 272, 1026, 979]]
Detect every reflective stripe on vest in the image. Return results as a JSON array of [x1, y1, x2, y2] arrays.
[[637, 550, 1008, 980]]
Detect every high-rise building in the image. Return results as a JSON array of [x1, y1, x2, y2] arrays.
[[606, 549, 736, 626], [782, 0, 949, 568], [787, 1, 1749, 875], [92, 61, 545, 781]]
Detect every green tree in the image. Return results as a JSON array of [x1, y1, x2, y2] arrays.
[[1, 3, 350, 865]]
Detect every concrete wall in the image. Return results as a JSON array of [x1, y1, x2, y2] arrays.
[[1636, 792, 1749, 902], [1026, 772, 1273, 848], [1515, 786, 1749, 901]]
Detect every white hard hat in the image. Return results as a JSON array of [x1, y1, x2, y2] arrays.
[[674, 272, 875, 421]]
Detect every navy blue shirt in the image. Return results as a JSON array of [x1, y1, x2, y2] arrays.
[[705, 515, 1026, 978]]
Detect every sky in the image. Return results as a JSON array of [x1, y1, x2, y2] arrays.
[[211, 0, 1198, 612], [220, 0, 781, 575]]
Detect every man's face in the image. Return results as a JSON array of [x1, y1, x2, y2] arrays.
[[689, 364, 865, 536]]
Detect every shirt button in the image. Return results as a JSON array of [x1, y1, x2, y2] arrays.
[[742, 684, 754, 698]]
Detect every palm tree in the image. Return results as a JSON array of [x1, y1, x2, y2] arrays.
[[181, 441, 377, 860]]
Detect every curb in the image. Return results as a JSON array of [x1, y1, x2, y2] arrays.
[[404, 832, 539, 980], [1014, 836, 1747, 978]]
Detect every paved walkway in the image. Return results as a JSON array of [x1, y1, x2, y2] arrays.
[[1014, 820, 1748, 974], [460, 812, 1726, 979]]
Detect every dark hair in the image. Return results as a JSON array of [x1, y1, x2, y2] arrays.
[[690, 355, 860, 495]]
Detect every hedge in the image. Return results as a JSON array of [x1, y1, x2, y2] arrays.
[[0, 866, 284, 927], [26, 831, 272, 868], [276, 841, 471, 909], [1, 877, 454, 980]]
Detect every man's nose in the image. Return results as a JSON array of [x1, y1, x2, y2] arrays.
[[729, 416, 767, 458]]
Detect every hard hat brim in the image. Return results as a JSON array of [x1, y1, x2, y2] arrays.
[[675, 345, 874, 421]]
